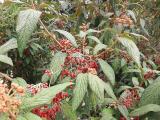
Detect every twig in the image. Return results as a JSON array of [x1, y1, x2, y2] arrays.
[[30, 0, 63, 48], [39, 19, 63, 48], [0, 72, 12, 81]]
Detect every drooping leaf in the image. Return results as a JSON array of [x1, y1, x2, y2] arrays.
[[16, 9, 41, 56], [93, 44, 107, 55], [117, 37, 141, 67], [87, 36, 101, 44], [104, 83, 117, 100], [118, 105, 129, 120], [130, 104, 160, 117], [21, 82, 71, 110], [0, 55, 13, 66], [72, 73, 88, 110], [54, 29, 78, 47], [46, 52, 67, 83], [140, 18, 149, 36], [0, 38, 17, 54], [61, 102, 77, 120], [139, 77, 160, 106], [98, 59, 115, 86], [127, 10, 136, 22], [88, 73, 104, 101]]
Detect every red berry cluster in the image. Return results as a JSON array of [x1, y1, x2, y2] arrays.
[[144, 70, 155, 80], [32, 92, 68, 120], [120, 89, 140, 108], [27, 83, 48, 95], [50, 39, 98, 79], [44, 69, 52, 77]]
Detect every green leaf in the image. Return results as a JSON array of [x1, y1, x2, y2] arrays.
[[132, 77, 139, 86], [41, 74, 50, 83], [93, 44, 107, 55], [72, 73, 88, 110], [98, 59, 115, 86], [140, 18, 149, 36], [87, 36, 101, 44], [21, 82, 71, 110], [17, 115, 27, 120], [12, 77, 27, 87], [130, 104, 160, 117], [127, 10, 136, 22], [24, 112, 42, 120], [139, 77, 160, 106], [101, 108, 116, 120], [117, 37, 141, 67], [54, 30, 78, 47], [0, 113, 8, 120], [0, 55, 13, 66], [48, 52, 67, 83], [88, 73, 104, 101], [0, 38, 17, 54], [104, 83, 117, 100], [61, 102, 77, 120], [118, 105, 129, 120], [16, 9, 41, 56]]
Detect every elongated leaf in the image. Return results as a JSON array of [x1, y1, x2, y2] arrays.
[[87, 36, 101, 44], [93, 44, 107, 55], [127, 10, 136, 22], [117, 37, 141, 67], [104, 83, 117, 100], [98, 59, 115, 85], [140, 18, 149, 36], [88, 73, 104, 101], [0, 55, 13, 66], [16, 9, 41, 56], [21, 82, 71, 110], [50, 52, 66, 82], [54, 30, 78, 47], [72, 73, 88, 110], [118, 105, 129, 120], [0, 38, 17, 54], [130, 104, 160, 117], [139, 77, 160, 106]]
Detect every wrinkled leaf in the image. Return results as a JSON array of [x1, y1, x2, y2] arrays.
[[16, 9, 41, 56], [130, 104, 160, 117], [117, 37, 141, 67], [54, 30, 78, 47], [21, 82, 71, 110], [94, 44, 107, 55], [0, 55, 13, 66], [98, 59, 115, 85], [88, 73, 104, 101], [0, 38, 17, 54], [72, 73, 88, 110]]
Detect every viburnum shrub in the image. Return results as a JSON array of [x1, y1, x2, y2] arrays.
[[0, 0, 160, 120]]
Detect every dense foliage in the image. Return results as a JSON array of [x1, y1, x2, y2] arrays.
[[0, 0, 160, 120]]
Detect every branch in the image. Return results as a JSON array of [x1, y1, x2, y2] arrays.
[[0, 72, 12, 81]]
